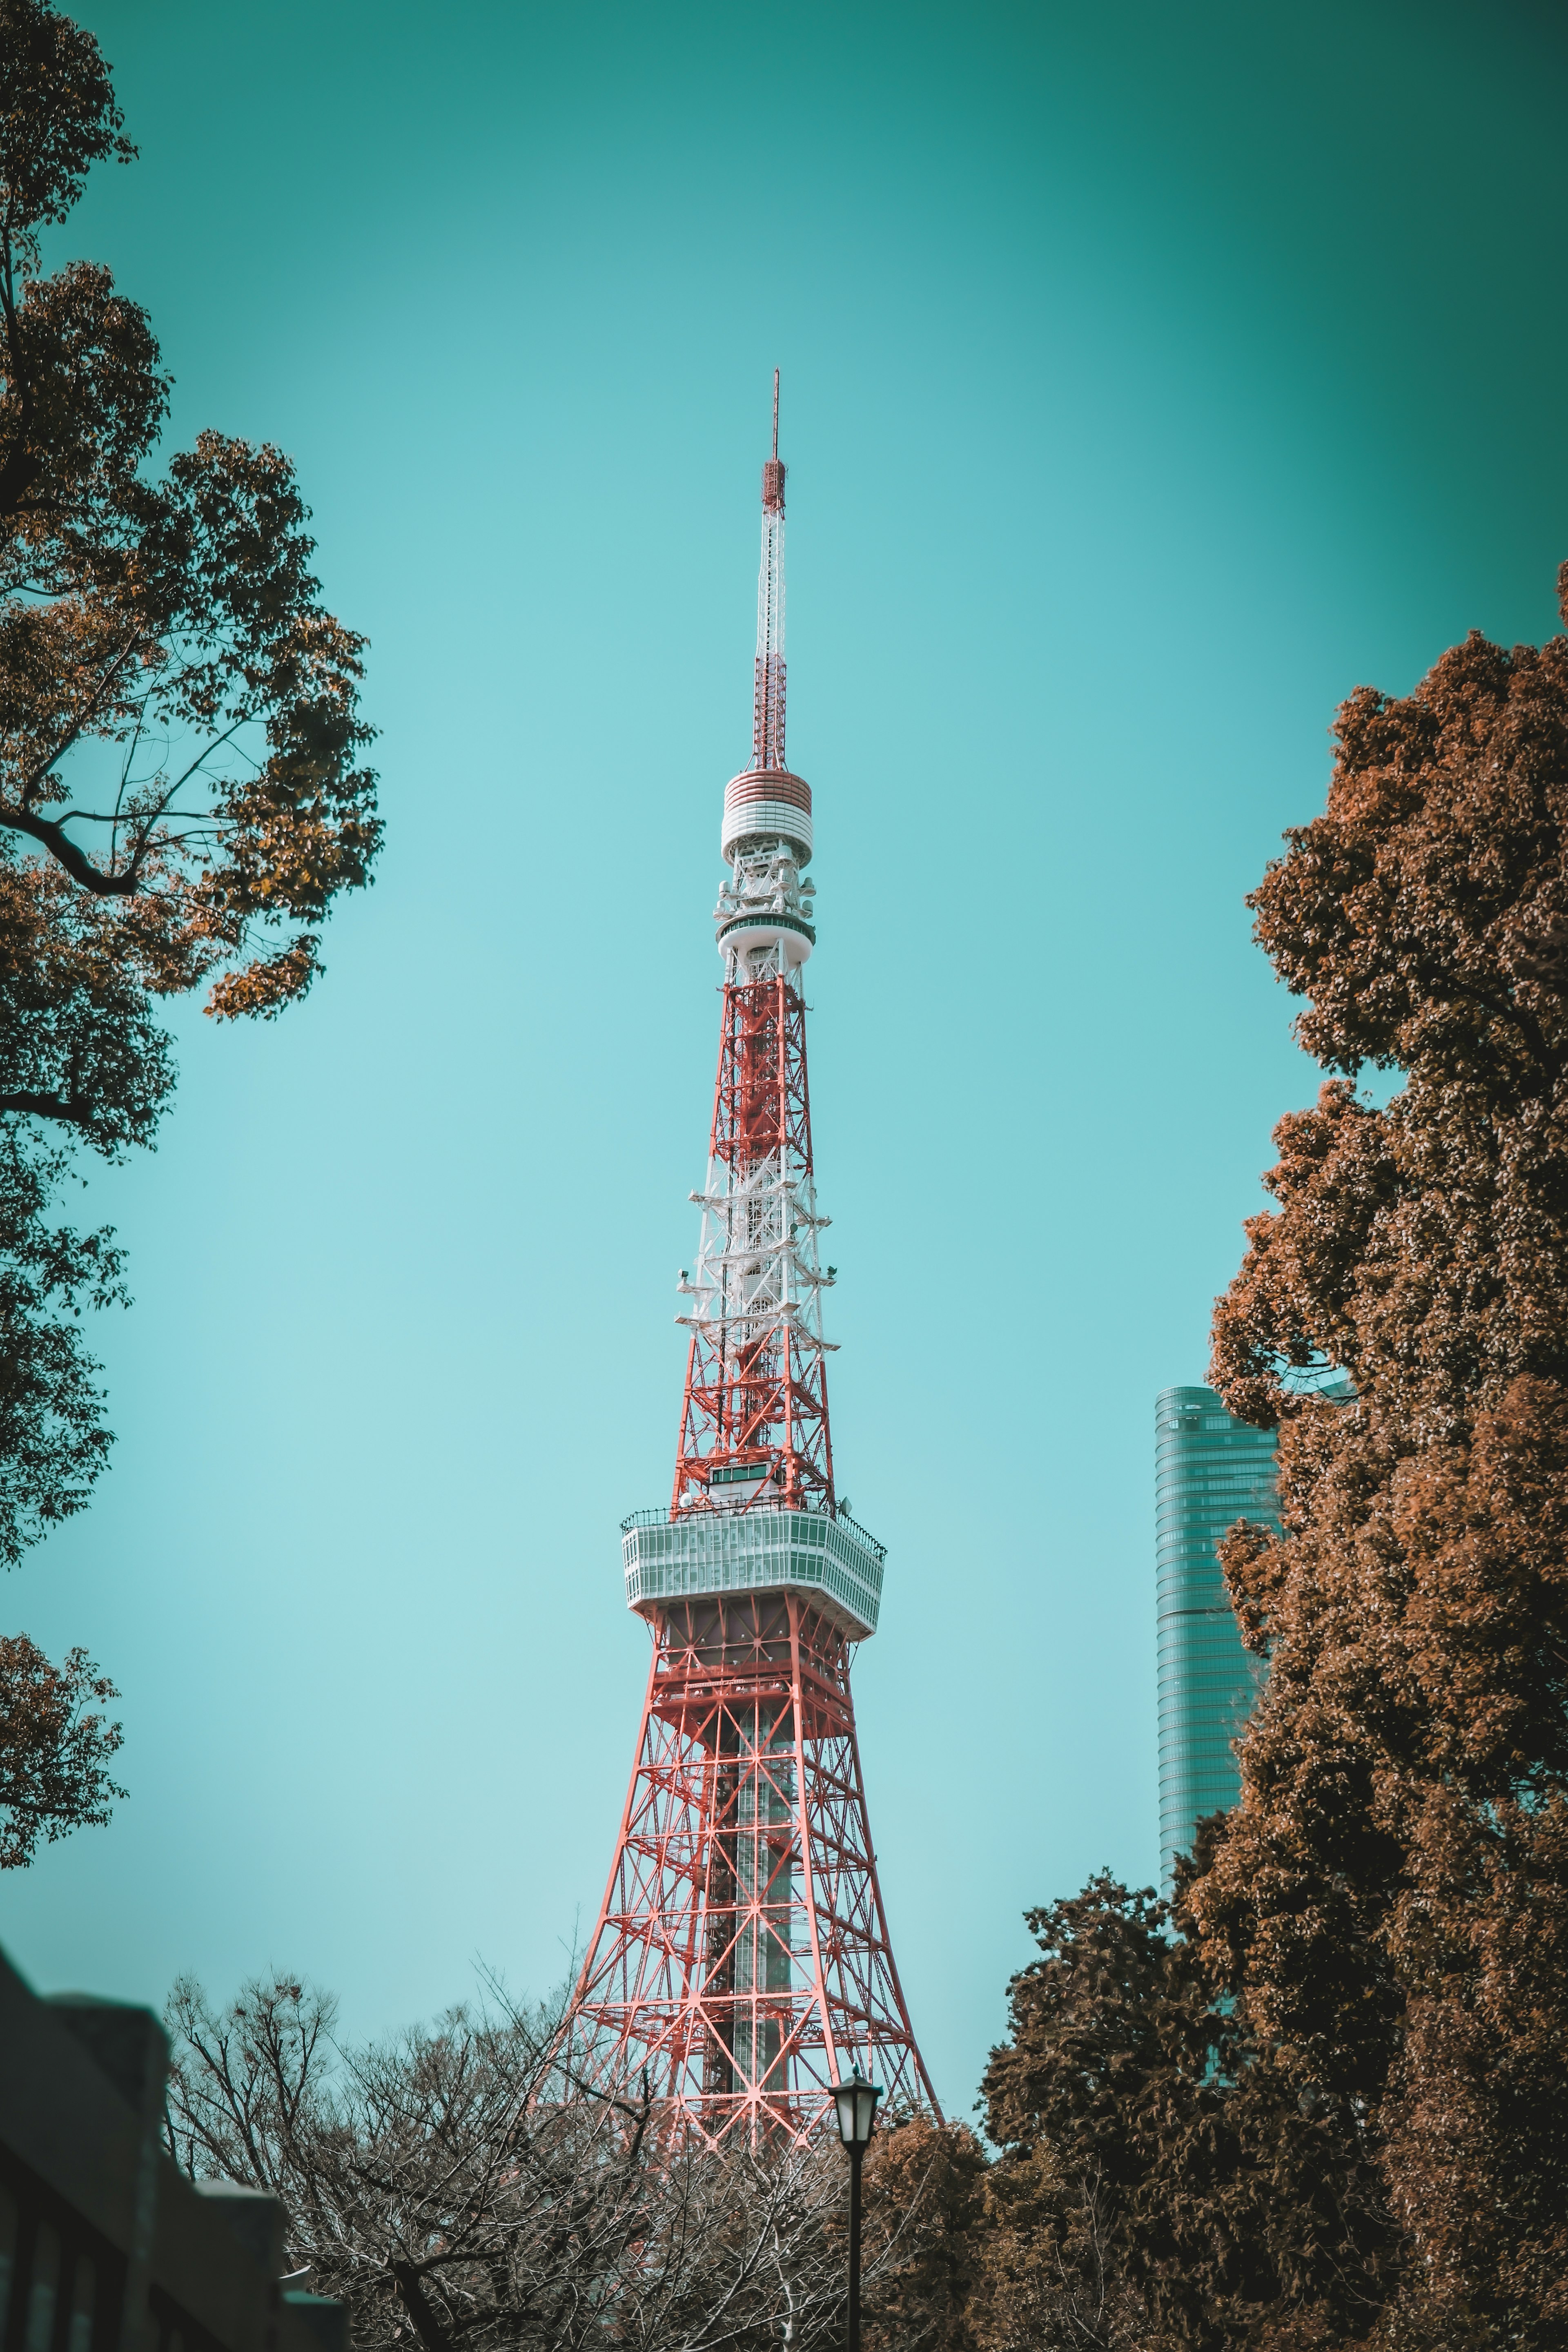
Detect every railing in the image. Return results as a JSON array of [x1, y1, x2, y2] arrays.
[[620, 1498, 887, 1564], [620, 1500, 886, 1635]]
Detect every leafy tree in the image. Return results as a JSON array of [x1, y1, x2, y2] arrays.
[[0, 1119, 126, 1561], [1194, 571, 1568, 2347], [0, 0, 379, 1855], [976, 1872, 1394, 2351], [0, 1, 379, 1025], [0, 1628, 121, 1864], [860, 2109, 987, 2352]]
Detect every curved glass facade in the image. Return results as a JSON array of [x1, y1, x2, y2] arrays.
[[1155, 1385, 1277, 1894]]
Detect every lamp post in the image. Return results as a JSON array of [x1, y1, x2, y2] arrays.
[[831, 2068, 883, 2352]]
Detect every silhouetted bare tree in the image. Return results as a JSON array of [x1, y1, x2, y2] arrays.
[[164, 1972, 964, 2352]]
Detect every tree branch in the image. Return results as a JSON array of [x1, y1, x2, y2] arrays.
[[0, 225, 42, 521], [0, 799, 141, 892], [391, 2261, 456, 2352], [0, 1090, 98, 1128]]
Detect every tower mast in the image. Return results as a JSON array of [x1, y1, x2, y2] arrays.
[[674, 367, 832, 1518], [754, 366, 786, 772], [566, 382, 934, 2144]]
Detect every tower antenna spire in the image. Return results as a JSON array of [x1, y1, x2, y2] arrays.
[[755, 373, 787, 769]]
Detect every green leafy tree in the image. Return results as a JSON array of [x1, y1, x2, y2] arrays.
[[0, 0, 380, 1851]]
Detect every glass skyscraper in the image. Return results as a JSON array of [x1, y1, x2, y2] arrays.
[[1155, 1384, 1278, 1895]]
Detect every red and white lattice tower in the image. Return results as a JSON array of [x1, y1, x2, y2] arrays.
[[569, 377, 936, 2144]]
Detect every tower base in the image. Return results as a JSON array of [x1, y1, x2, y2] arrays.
[[568, 1589, 935, 2145]]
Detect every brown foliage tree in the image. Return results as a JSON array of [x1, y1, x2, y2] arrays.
[[0, 1628, 121, 1864], [1193, 569, 1568, 2346], [0, 1, 381, 1851], [860, 2109, 987, 2352], [0, 0, 379, 1026], [976, 1874, 1393, 2351]]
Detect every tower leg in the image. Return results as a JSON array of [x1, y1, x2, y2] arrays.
[[566, 1594, 937, 2143]]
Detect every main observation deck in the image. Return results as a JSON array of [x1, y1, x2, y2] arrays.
[[622, 1502, 885, 1638]]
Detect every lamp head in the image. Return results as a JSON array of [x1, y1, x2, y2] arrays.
[[831, 2067, 883, 2149]]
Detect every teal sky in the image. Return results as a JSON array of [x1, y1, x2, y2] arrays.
[[5, 0, 1568, 2116]]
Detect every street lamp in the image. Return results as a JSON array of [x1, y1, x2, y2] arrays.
[[831, 2068, 882, 2352]]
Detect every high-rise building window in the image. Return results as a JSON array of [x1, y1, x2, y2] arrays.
[[1154, 1384, 1278, 1896]]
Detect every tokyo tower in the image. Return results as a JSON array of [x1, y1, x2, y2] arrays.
[[568, 377, 935, 2143]]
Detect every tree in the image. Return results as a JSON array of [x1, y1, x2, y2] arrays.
[[976, 1871, 1394, 2352], [0, 0, 379, 1413], [0, 1119, 127, 1561], [164, 1971, 933, 2352], [0, 1628, 121, 1864], [860, 2110, 987, 2352], [1192, 570, 1568, 2347], [0, 0, 380, 1854], [0, 1, 379, 1028], [965, 2151, 1140, 2352]]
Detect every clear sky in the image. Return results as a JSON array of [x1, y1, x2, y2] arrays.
[[5, 0, 1568, 2120]]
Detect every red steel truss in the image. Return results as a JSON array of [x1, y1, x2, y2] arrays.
[[673, 973, 833, 1514], [569, 1592, 934, 2144]]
